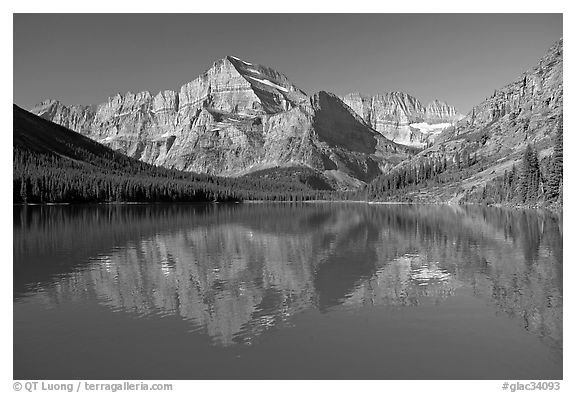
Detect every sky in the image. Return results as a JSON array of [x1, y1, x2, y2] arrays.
[[13, 13, 562, 114]]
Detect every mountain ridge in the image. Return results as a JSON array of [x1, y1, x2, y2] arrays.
[[339, 91, 464, 148], [32, 55, 412, 189]]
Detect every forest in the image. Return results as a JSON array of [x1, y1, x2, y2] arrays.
[[359, 145, 481, 201], [12, 146, 341, 204], [463, 118, 563, 206]]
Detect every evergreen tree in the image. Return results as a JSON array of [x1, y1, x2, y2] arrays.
[[546, 116, 563, 200], [520, 144, 541, 202]]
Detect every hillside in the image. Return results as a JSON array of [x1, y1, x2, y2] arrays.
[[362, 39, 563, 206], [13, 105, 332, 204]]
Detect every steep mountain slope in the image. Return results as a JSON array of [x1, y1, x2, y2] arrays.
[[439, 39, 562, 196], [33, 56, 411, 189], [437, 39, 562, 151], [14, 104, 140, 167], [340, 91, 463, 147], [373, 39, 563, 202]]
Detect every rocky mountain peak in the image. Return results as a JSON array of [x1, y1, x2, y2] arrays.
[[31, 56, 414, 189], [384, 91, 419, 100], [425, 99, 463, 124], [38, 98, 60, 107]]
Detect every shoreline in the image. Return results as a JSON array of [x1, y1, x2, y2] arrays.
[[13, 200, 563, 213]]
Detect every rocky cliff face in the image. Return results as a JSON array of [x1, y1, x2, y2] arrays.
[[441, 39, 562, 162], [444, 38, 563, 150], [340, 91, 463, 148], [32, 56, 409, 189]]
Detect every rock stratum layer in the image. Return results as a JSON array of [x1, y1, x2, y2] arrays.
[[340, 92, 464, 147], [32, 56, 409, 189]]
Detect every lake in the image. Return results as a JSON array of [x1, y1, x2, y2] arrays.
[[13, 203, 562, 379]]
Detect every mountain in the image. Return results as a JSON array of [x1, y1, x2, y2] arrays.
[[25, 39, 562, 202], [13, 104, 332, 204], [32, 56, 411, 189], [340, 91, 463, 148], [13, 103, 150, 170], [438, 38, 562, 151], [437, 39, 562, 196], [365, 39, 563, 203]]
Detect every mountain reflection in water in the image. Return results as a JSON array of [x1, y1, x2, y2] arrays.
[[14, 203, 562, 378]]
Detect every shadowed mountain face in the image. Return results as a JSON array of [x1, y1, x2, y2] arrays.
[[31, 57, 410, 189], [13, 104, 127, 163], [15, 204, 562, 370]]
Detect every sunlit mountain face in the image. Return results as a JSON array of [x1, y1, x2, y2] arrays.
[[14, 203, 562, 379]]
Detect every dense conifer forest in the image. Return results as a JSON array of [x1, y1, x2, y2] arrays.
[[463, 117, 563, 206], [359, 146, 480, 201]]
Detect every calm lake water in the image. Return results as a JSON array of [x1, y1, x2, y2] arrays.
[[13, 203, 562, 380]]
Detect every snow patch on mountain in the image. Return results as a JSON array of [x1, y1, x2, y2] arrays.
[[247, 76, 289, 92], [410, 122, 453, 134], [230, 56, 252, 66]]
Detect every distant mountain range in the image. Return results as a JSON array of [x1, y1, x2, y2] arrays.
[[30, 55, 435, 189], [21, 39, 562, 201], [340, 92, 463, 147]]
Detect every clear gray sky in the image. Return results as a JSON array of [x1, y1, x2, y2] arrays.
[[13, 14, 562, 114]]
